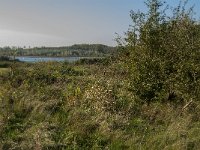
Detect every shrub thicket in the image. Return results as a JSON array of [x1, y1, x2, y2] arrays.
[[118, 0, 200, 104]]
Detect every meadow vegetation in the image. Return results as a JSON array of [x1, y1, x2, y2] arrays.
[[0, 0, 200, 149]]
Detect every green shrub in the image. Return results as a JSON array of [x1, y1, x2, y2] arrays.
[[118, 0, 200, 104]]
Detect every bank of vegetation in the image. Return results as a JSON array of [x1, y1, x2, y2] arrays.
[[0, 0, 200, 149], [0, 44, 116, 57]]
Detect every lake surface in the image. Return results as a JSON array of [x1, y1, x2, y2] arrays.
[[15, 56, 84, 63]]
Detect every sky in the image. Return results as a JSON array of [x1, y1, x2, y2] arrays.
[[0, 0, 199, 47]]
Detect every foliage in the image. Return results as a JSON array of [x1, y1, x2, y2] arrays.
[[0, 56, 10, 61], [118, 0, 200, 104], [0, 44, 116, 57], [76, 57, 111, 65], [1, 60, 200, 149]]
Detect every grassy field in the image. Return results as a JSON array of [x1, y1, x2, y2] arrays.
[[0, 60, 199, 150], [0, 68, 9, 76]]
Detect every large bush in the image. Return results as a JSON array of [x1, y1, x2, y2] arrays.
[[118, 0, 200, 104]]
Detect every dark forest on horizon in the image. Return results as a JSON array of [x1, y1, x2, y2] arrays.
[[0, 44, 116, 57]]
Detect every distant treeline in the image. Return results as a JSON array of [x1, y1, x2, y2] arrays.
[[0, 44, 116, 57]]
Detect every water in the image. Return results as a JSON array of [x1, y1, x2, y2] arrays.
[[15, 56, 84, 63]]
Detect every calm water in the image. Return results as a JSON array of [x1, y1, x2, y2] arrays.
[[15, 56, 84, 63]]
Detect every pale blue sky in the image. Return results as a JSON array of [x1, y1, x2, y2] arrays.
[[0, 0, 199, 47]]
